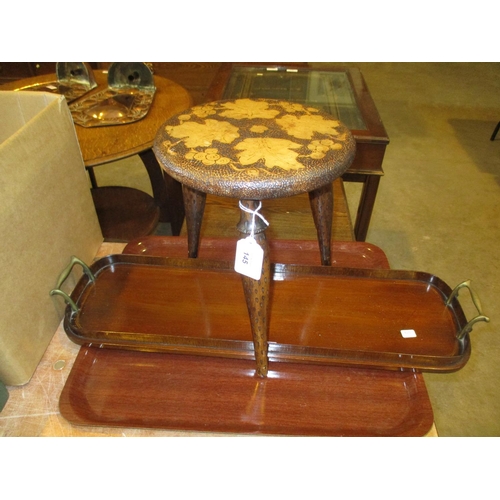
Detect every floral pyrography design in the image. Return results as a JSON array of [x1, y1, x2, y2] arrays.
[[161, 99, 350, 178], [165, 119, 240, 148], [186, 148, 231, 166], [235, 137, 305, 171], [219, 99, 280, 120], [307, 139, 342, 159], [276, 114, 341, 140], [250, 125, 268, 134], [191, 104, 217, 118], [279, 101, 309, 114]]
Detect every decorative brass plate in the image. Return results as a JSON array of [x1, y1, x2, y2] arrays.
[[69, 88, 155, 127], [69, 62, 156, 127]]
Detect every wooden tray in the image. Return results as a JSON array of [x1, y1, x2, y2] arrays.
[[123, 236, 390, 268], [59, 347, 434, 436], [57, 252, 482, 372]]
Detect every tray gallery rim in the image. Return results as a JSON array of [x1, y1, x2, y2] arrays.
[[54, 254, 480, 373]]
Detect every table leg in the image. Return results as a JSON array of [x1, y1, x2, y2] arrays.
[[182, 185, 206, 258], [237, 200, 270, 378], [87, 167, 98, 189], [139, 149, 185, 235], [163, 174, 185, 236], [308, 183, 333, 266], [353, 175, 381, 242]]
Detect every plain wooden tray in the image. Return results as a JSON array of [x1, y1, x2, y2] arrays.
[[59, 347, 434, 436], [59, 251, 475, 372], [123, 236, 390, 267]]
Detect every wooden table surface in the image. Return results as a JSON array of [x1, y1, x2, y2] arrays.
[[1, 70, 193, 167], [182, 178, 355, 242]]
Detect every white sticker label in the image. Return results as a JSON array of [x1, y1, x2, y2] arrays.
[[234, 237, 264, 280], [401, 329, 417, 338]]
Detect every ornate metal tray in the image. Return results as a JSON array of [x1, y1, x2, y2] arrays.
[[51, 253, 488, 372], [69, 62, 155, 127]]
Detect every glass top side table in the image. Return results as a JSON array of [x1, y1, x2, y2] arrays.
[[208, 64, 389, 241]]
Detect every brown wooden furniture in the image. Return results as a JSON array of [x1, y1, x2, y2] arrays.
[[1, 70, 192, 238], [60, 346, 434, 436], [0, 62, 60, 84], [90, 186, 159, 242], [61, 251, 475, 373], [55, 237, 435, 436], [207, 63, 390, 241], [153, 98, 356, 376]]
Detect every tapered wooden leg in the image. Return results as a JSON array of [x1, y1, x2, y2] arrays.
[[182, 185, 206, 258], [308, 183, 333, 266], [139, 148, 169, 223], [237, 200, 270, 377]]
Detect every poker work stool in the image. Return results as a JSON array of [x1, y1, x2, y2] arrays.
[[153, 98, 356, 376]]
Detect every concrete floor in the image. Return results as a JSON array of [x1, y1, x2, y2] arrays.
[[95, 63, 500, 436]]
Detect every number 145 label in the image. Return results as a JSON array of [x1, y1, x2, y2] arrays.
[[234, 237, 264, 280]]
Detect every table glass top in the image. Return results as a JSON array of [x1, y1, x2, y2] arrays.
[[222, 67, 366, 131]]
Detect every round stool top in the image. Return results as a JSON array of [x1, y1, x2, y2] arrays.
[[153, 98, 356, 199]]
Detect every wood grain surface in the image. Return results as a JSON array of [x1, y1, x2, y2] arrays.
[[60, 348, 434, 436], [63, 253, 469, 372]]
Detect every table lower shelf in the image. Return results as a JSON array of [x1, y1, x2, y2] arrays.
[[91, 186, 160, 242]]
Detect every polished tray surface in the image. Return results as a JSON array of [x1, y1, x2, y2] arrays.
[[59, 347, 434, 436], [69, 88, 155, 127], [60, 252, 475, 372], [123, 236, 391, 267]]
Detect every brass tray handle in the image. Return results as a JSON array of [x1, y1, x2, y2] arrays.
[[446, 280, 490, 340], [50, 256, 95, 313]]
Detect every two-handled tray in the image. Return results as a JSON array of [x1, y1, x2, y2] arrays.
[[51, 253, 489, 372]]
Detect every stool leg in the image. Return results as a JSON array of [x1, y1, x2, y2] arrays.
[[238, 200, 270, 377], [308, 183, 333, 266], [182, 185, 206, 258]]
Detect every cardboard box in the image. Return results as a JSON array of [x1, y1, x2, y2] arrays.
[[0, 91, 103, 385]]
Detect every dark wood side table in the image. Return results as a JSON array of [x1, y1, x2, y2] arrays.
[[154, 98, 356, 376], [1, 70, 192, 238], [207, 63, 389, 241]]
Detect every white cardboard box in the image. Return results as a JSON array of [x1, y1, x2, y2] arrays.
[[0, 91, 103, 385]]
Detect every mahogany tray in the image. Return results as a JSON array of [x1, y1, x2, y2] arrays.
[[56, 250, 484, 372], [123, 236, 391, 267], [59, 347, 434, 436]]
